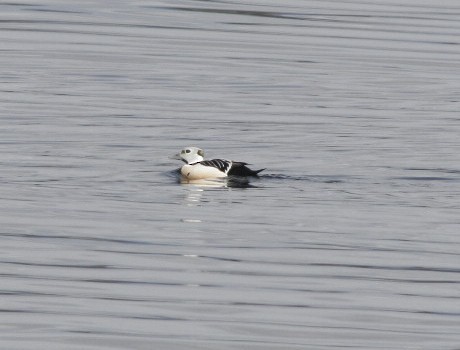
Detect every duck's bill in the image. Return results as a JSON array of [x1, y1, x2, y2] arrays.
[[170, 153, 182, 160]]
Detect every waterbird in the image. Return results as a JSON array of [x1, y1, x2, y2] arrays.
[[175, 147, 264, 180]]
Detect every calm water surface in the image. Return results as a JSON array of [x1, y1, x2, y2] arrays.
[[1, 1, 460, 349]]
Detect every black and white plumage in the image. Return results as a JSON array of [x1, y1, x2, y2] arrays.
[[175, 147, 264, 180], [199, 159, 232, 174]]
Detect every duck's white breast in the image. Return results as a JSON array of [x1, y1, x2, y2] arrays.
[[181, 163, 227, 180]]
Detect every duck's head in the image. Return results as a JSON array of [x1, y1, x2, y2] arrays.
[[177, 146, 204, 164]]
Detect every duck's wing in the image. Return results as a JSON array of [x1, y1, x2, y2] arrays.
[[199, 159, 232, 174]]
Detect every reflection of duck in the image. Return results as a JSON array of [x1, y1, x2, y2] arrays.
[[175, 147, 264, 181]]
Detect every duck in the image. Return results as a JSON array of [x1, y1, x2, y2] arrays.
[[176, 147, 264, 180]]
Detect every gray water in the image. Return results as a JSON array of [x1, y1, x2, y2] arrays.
[[1, 1, 460, 349]]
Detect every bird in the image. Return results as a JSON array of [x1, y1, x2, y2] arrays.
[[176, 147, 264, 180]]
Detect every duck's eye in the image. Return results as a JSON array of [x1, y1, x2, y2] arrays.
[[185, 149, 191, 153]]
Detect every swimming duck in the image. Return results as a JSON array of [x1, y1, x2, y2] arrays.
[[176, 147, 264, 180]]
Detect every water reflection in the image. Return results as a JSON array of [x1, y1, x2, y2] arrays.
[[180, 176, 255, 187], [180, 177, 249, 206], [182, 186, 205, 206], [180, 177, 228, 187]]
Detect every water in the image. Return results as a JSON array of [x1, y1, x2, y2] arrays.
[[1, 1, 460, 349]]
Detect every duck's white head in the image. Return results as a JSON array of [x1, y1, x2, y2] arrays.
[[178, 146, 204, 164]]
